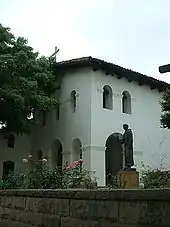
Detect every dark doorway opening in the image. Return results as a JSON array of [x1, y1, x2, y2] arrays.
[[3, 161, 15, 180], [105, 133, 123, 185]]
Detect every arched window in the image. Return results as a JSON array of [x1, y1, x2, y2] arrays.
[[7, 134, 15, 148], [122, 91, 132, 114], [103, 85, 113, 110], [70, 90, 76, 112]]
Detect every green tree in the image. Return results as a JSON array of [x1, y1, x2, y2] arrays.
[[160, 89, 170, 128], [0, 24, 58, 134]]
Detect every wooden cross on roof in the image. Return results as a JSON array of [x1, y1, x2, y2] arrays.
[[49, 46, 60, 62], [159, 64, 170, 74]]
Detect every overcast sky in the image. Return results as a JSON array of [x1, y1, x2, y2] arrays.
[[1, 0, 170, 82]]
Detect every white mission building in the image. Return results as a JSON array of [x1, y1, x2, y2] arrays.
[[0, 56, 170, 186]]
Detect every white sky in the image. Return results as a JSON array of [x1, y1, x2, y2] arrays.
[[1, 0, 170, 82]]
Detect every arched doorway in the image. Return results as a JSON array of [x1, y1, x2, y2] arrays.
[[37, 149, 43, 160], [3, 161, 15, 180], [51, 139, 62, 169], [105, 133, 123, 184], [72, 138, 82, 161], [36, 149, 43, 169]]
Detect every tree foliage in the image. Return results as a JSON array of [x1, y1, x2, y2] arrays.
[[160, 88, 170, 128], [0, 24, 58, 134]]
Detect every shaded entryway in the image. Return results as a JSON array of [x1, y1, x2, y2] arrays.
[[105, 133, 123, 184], [37, 149, 43, 160], [51, 139, 62, 169], [2, 161, 15, 180], [72, 138, 82, 161]]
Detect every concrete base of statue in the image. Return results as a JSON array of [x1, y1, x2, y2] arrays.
[[117, 168, 139, 189]]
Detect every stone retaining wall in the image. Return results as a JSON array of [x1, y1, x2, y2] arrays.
[[0, 189, 169, 226]]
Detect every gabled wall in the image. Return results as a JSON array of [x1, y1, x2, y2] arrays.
[[90, 69, 170, 185]]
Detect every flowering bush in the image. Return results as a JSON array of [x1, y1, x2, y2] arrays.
[[66, 159, 83, 170], [0, 156, 97, 189], [106, 161, 170, 189], [140, 167, 170, 189], [0, 170, 23, 189], [62, 164, 96, 189]]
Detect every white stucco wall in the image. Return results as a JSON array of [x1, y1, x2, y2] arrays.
[[0, 134, 31, 177], [30, 67, 93, 170], [55, 68, 93, 168], [0, 67, 93, 176], [90, 70, 170, 185]]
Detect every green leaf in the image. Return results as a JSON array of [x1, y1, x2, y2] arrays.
[[0, 24, 58, 134]]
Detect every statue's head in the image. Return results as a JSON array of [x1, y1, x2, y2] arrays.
[[123, 124, 129, 131]]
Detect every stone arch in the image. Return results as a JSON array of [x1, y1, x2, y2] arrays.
[[51, 139, 63, 169], [72, 138, 82, 161], [103, 85, 113, 110], [105, 133, 123, 184], [122, 90, 132, 114]]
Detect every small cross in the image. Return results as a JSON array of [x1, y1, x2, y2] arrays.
[[159, 64, 170, 74], [49, 46, 60, 62]]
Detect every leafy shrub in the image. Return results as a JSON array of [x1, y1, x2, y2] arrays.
[[22, 163, 63, 189], [141, 168, 170, 189], [140, 162, 170, 189], [106, 162, 170, 189], [0, 170, 24, 189], [0, 158, 97, 189], [106, 174, 119, 188], [62, 165, 95, 189]]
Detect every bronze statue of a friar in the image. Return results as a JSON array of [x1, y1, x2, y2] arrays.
[[122, 124, 134, 170]]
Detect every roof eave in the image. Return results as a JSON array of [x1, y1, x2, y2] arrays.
[[55, 57, 169, 92]]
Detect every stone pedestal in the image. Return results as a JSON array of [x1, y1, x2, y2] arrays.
[[117, 169, 139, 189]]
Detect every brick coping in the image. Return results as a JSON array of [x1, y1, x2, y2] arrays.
[[0, 189, 169, 201]]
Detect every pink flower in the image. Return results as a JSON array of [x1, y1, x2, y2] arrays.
[[66, 159, 83, 170]]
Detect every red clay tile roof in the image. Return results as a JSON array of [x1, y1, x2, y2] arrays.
[[55, 56, 168, 91]]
